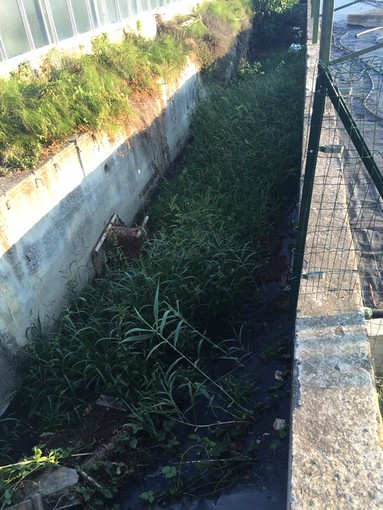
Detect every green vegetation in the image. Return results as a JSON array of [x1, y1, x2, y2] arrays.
[[173, 0, 253, 70], [0, 0, 306, 506], [0, 448, 62, 508], [0, 0, 252, 173], [0, 47, 304, 508], [377, 377, 383, 416], [0, 34, 185, 171], [251, 0, 306, 56]]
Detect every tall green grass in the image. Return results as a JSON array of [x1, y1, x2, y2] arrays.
[[0, 0, 252, 172], [0, 32, 187, 170], [13, 51, 304, 432]]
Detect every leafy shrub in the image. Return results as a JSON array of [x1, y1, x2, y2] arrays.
[[252, 0, 305, 56]]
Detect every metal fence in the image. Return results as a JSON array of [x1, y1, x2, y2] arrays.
[[290, 51, 383, 373]]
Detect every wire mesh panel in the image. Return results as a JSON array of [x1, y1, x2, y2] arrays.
[[291, 56, 383, 371], [294, 96, 362, 313], [332, 57, 383, 370]]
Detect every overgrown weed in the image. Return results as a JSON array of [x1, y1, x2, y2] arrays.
[[0, 36, 304, 510], [0, 0, 251, 173]]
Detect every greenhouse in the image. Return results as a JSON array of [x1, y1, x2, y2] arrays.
[[0, 0, 175, 63]]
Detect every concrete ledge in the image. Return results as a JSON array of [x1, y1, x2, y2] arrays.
[[290, 312, 383, 509], [348, 9, 383, 27]]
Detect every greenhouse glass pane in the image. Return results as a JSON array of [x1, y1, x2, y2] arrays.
[[105, 0, 118, 23], [0, 1, 30, 58], [23, 0, 49, 48], [129, 0, 138, 15], [95, 0, 106, 25], [0, 40, 5, 60], [89, 0, 100, 27], [71, 0, 91, 33], [50, 0, 74, 40], [118, 0, 129, 19]]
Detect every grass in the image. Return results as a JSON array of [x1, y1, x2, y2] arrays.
[[173, 0, 253, 70], [0, 33, 187, 170], [0, 47, 304, 508], [0, 0, 252, 173]]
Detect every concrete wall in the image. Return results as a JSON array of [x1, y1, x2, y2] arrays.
[[367, 319, 383, 375], [0, 60, 201, 414], [288, 5, 383, 508]]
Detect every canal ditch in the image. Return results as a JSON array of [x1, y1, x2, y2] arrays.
[[0, 6, 305, 509]]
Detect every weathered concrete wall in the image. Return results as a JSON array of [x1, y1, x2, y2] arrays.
[[367, 319, 383, 375], [288, 5, 383, 509], [0, 61, 201, 414], [348, 9, 383, 28]]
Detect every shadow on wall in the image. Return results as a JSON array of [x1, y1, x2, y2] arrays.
[[0, 25, 251, 412], [0, 64, 202, 413]]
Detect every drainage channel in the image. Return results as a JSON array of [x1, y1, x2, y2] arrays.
[[115, 218, 295, 510]]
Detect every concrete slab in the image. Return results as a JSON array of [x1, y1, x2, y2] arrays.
[[8, 493, 44, 510], [38, 467, 79, 497], [348, 9, 383, 27]]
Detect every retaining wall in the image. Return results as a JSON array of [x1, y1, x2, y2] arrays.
[[0, 1, 251, 415], [0, 56, 201, 414]]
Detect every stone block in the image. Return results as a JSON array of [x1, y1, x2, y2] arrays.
[[8, 493, 44, 510], [38, 467, 79, 496]]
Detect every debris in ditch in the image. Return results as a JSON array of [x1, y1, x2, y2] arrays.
[[38, 467, 79, 497], [107, 215, 149, 260], [273, 418, 286, 432], [95, 394, 126, 411], [76, 467, 103, 491]]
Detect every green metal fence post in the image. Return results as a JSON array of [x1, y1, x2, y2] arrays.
[[312, 0, 320, 44], [289, 70, 327, 320], [320, 0, 335, 62]]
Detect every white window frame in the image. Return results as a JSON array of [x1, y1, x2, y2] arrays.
[[84, 0, 97, 30], [40, 0, 94, 43], [18, 0, 52, 50], [0, 34, 7, 61]]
